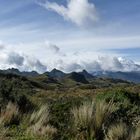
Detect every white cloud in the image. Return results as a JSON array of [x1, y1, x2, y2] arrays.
[[53, 55, 140, 73], [45, 41, 60, 53], [23, 56, 47, 73], [0, 40, 140, 73], [42, 45, 140, 73], [0, 41, 5, 50], [39, 0, 98, 27], [0, 49, 47, 73]]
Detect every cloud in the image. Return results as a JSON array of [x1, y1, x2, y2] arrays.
[[45, 41, 66, 57], [25, 57, 47, 73], [63, 62, 82, 72], [7, 52, 24, 66], [6, 52, 47, 73], [82, 60, 102, 72], [98, 56, 124, 71], [0, 41, 140, 73], [45, 41, 60, 53], [39, 0, 98, 27], [47, 54, 140, 73], [0, 45, 5, 50], [0, 49, 47, 73], [0, 41, 5, 50]]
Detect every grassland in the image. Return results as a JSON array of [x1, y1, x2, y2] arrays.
[[0, 73, 139, 140]]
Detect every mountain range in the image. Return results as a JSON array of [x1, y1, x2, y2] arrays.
[[0, 68, 140, 84]]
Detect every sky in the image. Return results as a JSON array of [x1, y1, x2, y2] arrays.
[[0, 0, 140, 73]]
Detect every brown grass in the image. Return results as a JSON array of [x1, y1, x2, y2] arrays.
[[0, 102, 19, 126], [27, 104, 57, 139], [71, 100, 117, 140], [105, 122, 140, 140]]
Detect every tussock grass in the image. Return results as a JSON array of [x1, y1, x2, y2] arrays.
[[71, 102, 94, 131], [105, 122, 140, 140], [27, 104, 57, 139], [0, 102, 19, 126], [0, 102, 20, 140], [105, 123, 129, 140], [30, 105, 49, 125], [71, 100, 117, 140], [94, 100, 116, 132]]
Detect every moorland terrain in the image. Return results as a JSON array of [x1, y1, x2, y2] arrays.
[[0, 68, 139, 140]]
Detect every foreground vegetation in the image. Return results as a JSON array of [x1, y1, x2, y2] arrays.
[[0, 73, 139, 140]]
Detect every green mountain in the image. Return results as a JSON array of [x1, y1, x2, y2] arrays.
[[45, 68, 66, 79], [0, 68, 39, 77]]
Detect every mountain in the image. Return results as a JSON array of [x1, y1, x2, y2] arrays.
[[0, 68, 139, 84], [0, 68, 39, 77], [45, 68, 66, 79], [79, 70, 95, 80], [62, 72, 89, 84], [92, 71, 140, 83]]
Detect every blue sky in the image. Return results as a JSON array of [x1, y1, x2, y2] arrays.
[[0, 0, 140, 72]]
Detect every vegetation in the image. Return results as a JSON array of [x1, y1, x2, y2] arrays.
[[0, 72, 139, 140]]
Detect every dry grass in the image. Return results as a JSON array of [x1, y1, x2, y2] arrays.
[[105, 123, 129, 140], [94, 100, 117, 132], [0, 102, 20, 140], [27, 104, 57, 139], [130, 124, 140, 140], [30, 105, 49, 125], [105, 122, 140, 140], [71, 102, 94, 130], [0, 102, 19, 126], [71, 100, 117, 140]]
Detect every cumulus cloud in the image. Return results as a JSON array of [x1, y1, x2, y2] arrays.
[[24, 57, 47, 73], [45, 41, 66, 57], [45, 41, 60, 53], [0, 41, 140, 73], [98, 56, 124, 71], [63, 62, 82, 72], [47, 54, 140, 73], [82, 60, 102, 72], [0, 50, 47, 73], [7, 52, 24, 66], [39, 0, 98, 27]]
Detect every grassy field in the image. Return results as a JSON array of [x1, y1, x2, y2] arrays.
[[0, 73, 139, 140]]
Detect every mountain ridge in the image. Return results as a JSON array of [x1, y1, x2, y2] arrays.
[[0, 68, 139, 83]]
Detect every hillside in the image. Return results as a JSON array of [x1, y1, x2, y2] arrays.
[[0, 69, 139, 140]]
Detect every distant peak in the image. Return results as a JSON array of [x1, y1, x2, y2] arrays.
[[82, 69, 88, 73], [51, 68, 64, 73], [8, 68, 19, 71]]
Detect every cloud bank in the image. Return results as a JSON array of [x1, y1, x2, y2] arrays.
[[39, 0, 98, 27], [50, 55, 140, 73], [0, 44, 47, 73], [0, 41, 140, 73], [41, 42, 140, 73]]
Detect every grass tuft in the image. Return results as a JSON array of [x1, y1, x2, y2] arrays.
[[71, 100, 117, 140], [27, 104, 57, 139]]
